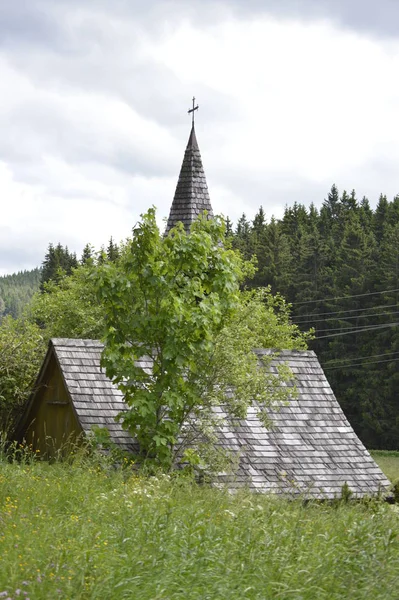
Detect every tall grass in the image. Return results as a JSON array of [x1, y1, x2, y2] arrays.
[[371, 450, 399, 482], [1, 457, 399, 599]]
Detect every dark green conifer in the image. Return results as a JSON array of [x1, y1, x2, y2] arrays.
[[106, 237, 120, 262]]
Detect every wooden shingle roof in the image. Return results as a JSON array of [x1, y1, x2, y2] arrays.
[[51, 338, 139, 451], [216, 349, 390, 498], [43, 339, 390, 499], [165, 125, 213, 235]]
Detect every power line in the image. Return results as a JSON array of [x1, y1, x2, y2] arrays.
[[324, 356, 399, 371], [323, 350, 399, 366], [296, 308, 399, 325], [315, 320, 399, 334], [292, 287, 399, 307], [294, 303, 399, 321], [315, 322, 398, 340]]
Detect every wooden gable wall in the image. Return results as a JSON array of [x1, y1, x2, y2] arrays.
[[23, 353, 82, 456]]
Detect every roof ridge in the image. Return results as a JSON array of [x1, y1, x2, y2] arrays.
[[51, 338, 103, 348]]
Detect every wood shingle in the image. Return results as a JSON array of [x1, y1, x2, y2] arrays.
[[17, 339, 391, 499], [14, 121, 392, 499], [165, 126, 213, 234]]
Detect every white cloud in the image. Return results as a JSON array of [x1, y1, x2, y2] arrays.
[[0, 155, 176, 275], [2, 5, 399, 273], [151, 17, 399, 183]]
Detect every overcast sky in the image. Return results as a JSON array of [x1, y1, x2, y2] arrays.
[[2, 0, 399, 275]]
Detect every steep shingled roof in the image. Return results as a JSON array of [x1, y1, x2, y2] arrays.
[[26, 338, 391, 499], [165, 126, 213, 234], [216, 349, 389, 497]]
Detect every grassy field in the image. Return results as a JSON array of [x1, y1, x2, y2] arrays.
[[371, 450, 399, 482], [1, 457, 399, 600]]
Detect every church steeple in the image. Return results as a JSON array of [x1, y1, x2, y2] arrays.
[[165, 102, 213, 235]]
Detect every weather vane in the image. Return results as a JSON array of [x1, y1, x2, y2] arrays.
[[188, 96, 199, 125]]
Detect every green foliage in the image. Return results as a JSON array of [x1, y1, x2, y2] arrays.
[[80, 243, 95, 265], [95, 209, 308, 470], [30, 264, 105, 340], [87, 426, 135, 468], [40, 243, 78, 291], [106, 237, 120, 262], [0, 268, 41, 319], [228, 186, 399, 450], [0, 316, 45, 432], [371, 451, 399, 482], [0, 261, 104, 436], [1, 461, 399, 599], [8, 181, 399, 452]]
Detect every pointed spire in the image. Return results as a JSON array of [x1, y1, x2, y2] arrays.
[[165, 124, 213, 235]]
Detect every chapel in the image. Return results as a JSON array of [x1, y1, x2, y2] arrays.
[[15, 105, 391, 498]]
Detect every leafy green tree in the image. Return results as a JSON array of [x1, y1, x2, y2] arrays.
[[30, 264, 105, 340], [94, 209, 309, 470], [0, 316, 45, 432]]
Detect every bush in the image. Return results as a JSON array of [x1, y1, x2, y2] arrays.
[[0, 316, 45, 433]]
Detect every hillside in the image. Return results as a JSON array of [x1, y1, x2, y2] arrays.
[[230, 188, 399, 450], [0, 268, 41, 319]]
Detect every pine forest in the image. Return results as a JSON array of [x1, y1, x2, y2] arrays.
[[230, 185, 399, 450], [0, 268, 41, 319], [2, 186, 399, 450]]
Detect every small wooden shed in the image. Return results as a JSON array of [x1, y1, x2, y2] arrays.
[[16, 338, 391, 498]]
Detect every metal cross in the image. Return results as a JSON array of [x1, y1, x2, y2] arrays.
[[188, 96, 199, 125]]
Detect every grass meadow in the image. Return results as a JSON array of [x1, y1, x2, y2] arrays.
[[1, 454, 399, 600], [371, 450, 399, 482]]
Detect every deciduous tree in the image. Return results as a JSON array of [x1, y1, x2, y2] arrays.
[[0, 316, 45, 432], [94, 209, 309, 470]]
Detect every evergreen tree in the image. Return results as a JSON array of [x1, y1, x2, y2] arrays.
[[40, 243, 78, 291], [373, 194, 389, 243], [261, 218, 292, 295], [226, 186, 399, 449], [249, 207, 268, 288], [322, 184, 340, 222], [106, 237, 120, 262], [225, 216, 233, 237], [81, 244, 94, 265], [359, 197, 373, 230], [252, 206, 266, 235], [0, 269, 41, 318], [233, 214, 253, 260]]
